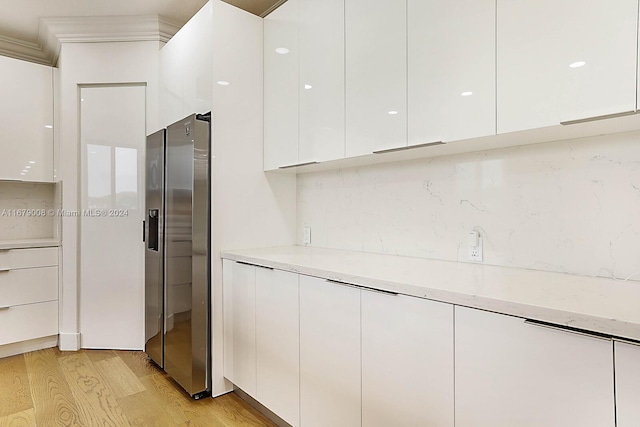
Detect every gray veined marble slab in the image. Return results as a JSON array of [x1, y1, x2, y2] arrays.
[[221, 245, 640, 341]]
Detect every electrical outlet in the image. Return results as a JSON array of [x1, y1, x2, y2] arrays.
[[303, 227, 311, 245], [468, 236, 483, 262]]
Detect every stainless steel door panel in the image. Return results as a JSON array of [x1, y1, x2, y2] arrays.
[[144, 129, 165, 368], [164, 114, 210, 397]]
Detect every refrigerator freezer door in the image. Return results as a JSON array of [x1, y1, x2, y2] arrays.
[[164, 114, 211, 397], [144, 129, 166, 368]]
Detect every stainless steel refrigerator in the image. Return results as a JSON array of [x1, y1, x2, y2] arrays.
[[144, 113, 211, 399]]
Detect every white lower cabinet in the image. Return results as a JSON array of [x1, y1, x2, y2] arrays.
[[222, 260, 257, 398], [455, 306, 615, 427], [0, 247, 59, 349], [299, 275, 360, 427], [361, 291, 454, 426], [255, 268, 300, 427], [614, 341, 640, 427]]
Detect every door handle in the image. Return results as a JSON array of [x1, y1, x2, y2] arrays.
[[142, 220, 146, 243]]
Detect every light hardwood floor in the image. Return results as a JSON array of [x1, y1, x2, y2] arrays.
[[0, 347, 277, 427]]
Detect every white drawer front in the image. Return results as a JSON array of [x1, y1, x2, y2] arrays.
[[0, 267, 58, 307], [0, 247, 58, 270], [0, 300, 58, 346]]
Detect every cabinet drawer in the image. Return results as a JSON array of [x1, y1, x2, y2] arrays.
[[0, 266, 58, 307], [0, 247, 58, 270], [0, 300, 58, 346]]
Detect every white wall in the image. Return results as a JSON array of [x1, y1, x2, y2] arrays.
[[211, 0, 296, 395], [298, 131, 640, 280], [57, 41, 160, 350]]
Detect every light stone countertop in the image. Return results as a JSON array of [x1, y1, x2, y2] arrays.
[[0, 238, 61, 250], [221, 245, 640, 341]]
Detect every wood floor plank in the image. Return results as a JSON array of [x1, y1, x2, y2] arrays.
[[139, 373, 210, 423], [84, 350, 116, 364], [93, 357, 145, 399], [23, 349, 83, 427], [116, 351, 161, 378], [117, 389, 179, 427], [0, 355, 33, 418], [208, 394, 275, 427], [58, 352, 130, 427], [176, 414, 228, 427], [0, 408, 36, 427]]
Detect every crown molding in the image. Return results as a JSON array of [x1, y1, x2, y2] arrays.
[[0, 15, 180, 67]]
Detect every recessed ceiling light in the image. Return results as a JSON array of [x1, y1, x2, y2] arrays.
[[25, 166, 31, 169], [29, 161, 36, 164], [20, 173, 26, 176], [217, 80, 230, 86], [44, 125, 53, 129], [304, 84, 312, 90], [275, 47, 290, 55], [461, 91, 473, 96], [569, 61, 586, 68], [388, 110, 398, 115], [22, 170, 28, 173]]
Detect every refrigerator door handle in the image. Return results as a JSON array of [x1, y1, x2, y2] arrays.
[[142, 220, 146, 243]]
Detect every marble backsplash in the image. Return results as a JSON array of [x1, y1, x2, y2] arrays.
[[0, 182, 56, 240], [297, 130, 640, 280]]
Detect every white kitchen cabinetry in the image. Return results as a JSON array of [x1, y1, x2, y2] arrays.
[[0, 56, 53, 182], [222, 259, 257, 397], [614, 341, 640, 427], [345, 0, 406, 156], [455, 307, 615, 427], [264, 0, 299, 170], [299, 275, 360, 427], [298, 0, 345, 164], [497, 0, 638, 134], [255, 268, 299, 427], [159, 2, 212, 128], [361, 291, 454, 426], [0, 247, 58, 347], [408, 0, 495, 146]]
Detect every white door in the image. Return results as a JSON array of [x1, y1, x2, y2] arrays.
[[222, 260, 257, 397], [455, 306, 615, 427], [345, 0, 407, 156], [497, 0, 638, 133], [79, 85, 146, 349], [298, 0, 345, 164], [299, 275, 360, 427], [256, 268, 300, 426], [615, 341, 640, 427], [408, 0, 496, 145], [361, 291, 454, 426]]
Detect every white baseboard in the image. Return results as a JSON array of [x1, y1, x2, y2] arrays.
[[58, 332, 80, 351], [0, 335, 58, 359]]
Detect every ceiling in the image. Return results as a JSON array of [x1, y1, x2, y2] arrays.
[[0, 0, 283, 66], [222, 0, 285, 17], [0, 0, 209, 45]]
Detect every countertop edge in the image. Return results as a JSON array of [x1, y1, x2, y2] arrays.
[[221, 250, 640, 342]]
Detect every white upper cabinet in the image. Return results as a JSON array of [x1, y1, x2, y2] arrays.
[[455, 307, 615, 427], [264, 0, 299, 170], [345, 0, 407, 156], [361, 291, 454, 426], [159, 2, 213, 128], [615, 341, 640, 427], [408, 0, 495, 145], [298, 0, 345, 164], [497, 0, 638, 133], [0, 56, 53, 182]]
